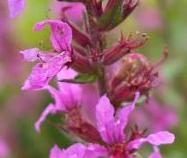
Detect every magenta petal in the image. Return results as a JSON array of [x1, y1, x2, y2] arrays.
[[96, 92, 140, 144], [20, 48, 40, 62], [35, 104, 57, 132], [128, 131, 175, 150], [62, 143, 86, 158], [57, 68, 77, 81], [149, 146, 162, 158], [45, 53, 71, 77], [127, 138, 145, 150], [22, 63, 49, 90], [116, 92, 140, 140], [117, 92, 140, 128], [49, 143, 107, 158], [149, 152, 162, 158], [22, 53, 71, 90], [50, 145, 63, 158], [146, 131, 175, 146], [84, 144, 108, 158], [45, 86, 67, 112], [96, 95, 115, 144], [8, 0, 24, 18], [34, 20, 72, 52], [46, 78, 82, 112], [80, 84, 99, 126]]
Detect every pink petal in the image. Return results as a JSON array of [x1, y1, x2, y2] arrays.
[[80, 84, 99, 126], [57, 69, 81, 108], [20, 48, 40, 62], [127, 131, 175, 152], [45, 53, 71, 77], [96, 92, 140, 144], [22, 53, 71, 90], [96, 95, 115, 144], [22, 63, 49, 90], [146, 131, 175, 146], [45, 86, 67, 112], [50, 145, 63, 158], [8, 0, 24, 18], [50, 143, 106, 158], [34, 20, 72, 52], [46, 82, 81, 112], [35, 104, 57, 132], [149, 146, 162, 158], [62, 143, 86, 158], [84, 144, 108, 158], [57, 68, 77, 81], [127, 138, 145, 150], [116, 92, 140, 139]]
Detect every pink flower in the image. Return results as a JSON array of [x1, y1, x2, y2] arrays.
[[35, 68, 99, 134], [21, 20, 73, 90], [47, 92, 175, 157], [93, 92, 175, 157], [8, 0, 24, 18]]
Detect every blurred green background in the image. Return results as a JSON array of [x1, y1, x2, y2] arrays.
[[0, 0, 187, 157]]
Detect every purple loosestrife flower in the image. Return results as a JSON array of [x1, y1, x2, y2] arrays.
[[35, 68, 101, 142], [20, 20, 72, 90], [34, 68, 81, 132], [8, 0, 24, 18], [48, 92, 175, 158], [94, 92, 174, 157]]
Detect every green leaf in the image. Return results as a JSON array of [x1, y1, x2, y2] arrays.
[[59, 73, 98, 84], [74, 73, 98, 83]]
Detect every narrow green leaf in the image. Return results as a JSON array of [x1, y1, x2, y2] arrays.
[[74, 73, 98, 83]]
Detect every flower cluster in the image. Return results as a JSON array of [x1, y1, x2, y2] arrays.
[[9, 0, 175, 157]]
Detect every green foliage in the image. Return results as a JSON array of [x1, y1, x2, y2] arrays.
[[74, 73, 99, 83]]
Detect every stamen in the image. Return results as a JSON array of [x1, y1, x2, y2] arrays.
[[153, 46, 169, 69]]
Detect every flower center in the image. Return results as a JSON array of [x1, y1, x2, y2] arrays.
[[110, 143, 130, 158], [65, 107, 101, 143]]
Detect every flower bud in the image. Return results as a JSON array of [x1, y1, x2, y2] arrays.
[[123, 0, 139, 19], [64, 107, 101, 143], [103, 32, 149, 65], [97, 0, 139, 31], [108, 53, 157, 103], [71, 50, 92, 73]]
